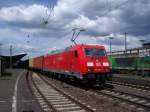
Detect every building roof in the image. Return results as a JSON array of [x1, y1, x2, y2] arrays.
[[1, 54, 26, 67], [143, 42, 150, 48]]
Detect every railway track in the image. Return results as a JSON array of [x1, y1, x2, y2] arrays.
[[107, 81, 150, 92], [29, 72, 96, 112], [95, 88, 150, 111], [39, 73, 150, 111]]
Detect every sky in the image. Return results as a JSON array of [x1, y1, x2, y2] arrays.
[[0, 0, 150, 59]]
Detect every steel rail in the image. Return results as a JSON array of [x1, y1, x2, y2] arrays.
[[30, 72, 57, 112], [95, 88, 150, 111], [107, 81, 150, 91], [40, 74, 95, 112]]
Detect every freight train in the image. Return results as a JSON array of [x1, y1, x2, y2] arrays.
[[109, 56, 150, 76], [29, 44, 112, 86]]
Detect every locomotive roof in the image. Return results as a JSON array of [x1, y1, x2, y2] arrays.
[[49, 44, 104, 55], [71, 44, 105, 49]]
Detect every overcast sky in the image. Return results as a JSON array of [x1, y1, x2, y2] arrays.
[[0, 0, 150, 58]]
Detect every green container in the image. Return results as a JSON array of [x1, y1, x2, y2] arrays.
[[109, 56, 150, 70], [109, 57, 118, 69]]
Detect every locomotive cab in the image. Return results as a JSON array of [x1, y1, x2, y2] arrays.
[[84, 47, 110, 73], [78, 45, 112, 85]]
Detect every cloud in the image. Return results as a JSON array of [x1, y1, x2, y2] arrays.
[[0, 0, 150, 57], [0, 5, 47, 28]]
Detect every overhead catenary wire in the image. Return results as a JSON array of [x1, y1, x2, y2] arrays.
[[25, 29, 73, 56], [103, 0, 131, 17], [26, 0, 132, 56], [71, 0, 131, 45], [94, 0, 132, 38]]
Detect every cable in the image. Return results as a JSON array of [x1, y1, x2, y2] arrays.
[[102, 0, 131, 17], [27, 30, 73, 55]]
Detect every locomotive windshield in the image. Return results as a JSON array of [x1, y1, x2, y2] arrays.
[[84, 48, 106, 57]]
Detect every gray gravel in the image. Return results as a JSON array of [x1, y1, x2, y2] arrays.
[[43, 75, 148, 112]]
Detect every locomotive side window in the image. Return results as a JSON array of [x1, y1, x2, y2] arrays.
[[84, 48, 106, 57], [75, 50, 78, 58]]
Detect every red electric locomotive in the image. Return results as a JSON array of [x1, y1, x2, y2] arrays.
[[29, 44, 112, 86]]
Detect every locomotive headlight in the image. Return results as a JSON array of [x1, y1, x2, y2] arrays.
[[87, 62, 94, 66], [103, 62, 109, 66]]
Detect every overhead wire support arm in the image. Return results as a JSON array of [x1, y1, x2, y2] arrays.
[[42, 0, 56, 25]]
